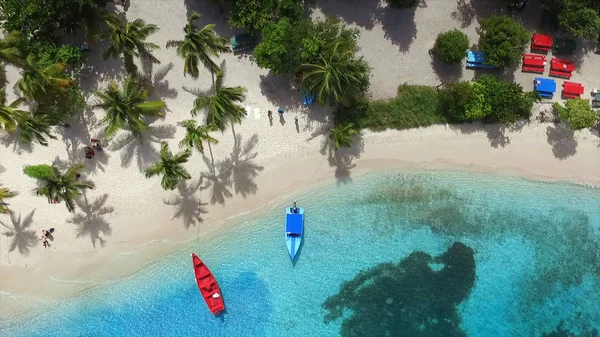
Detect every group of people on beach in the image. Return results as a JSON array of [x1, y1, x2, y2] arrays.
[[84, 138, 103, 159]]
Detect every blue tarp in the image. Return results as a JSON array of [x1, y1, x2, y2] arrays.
[[286, 213, 303, 234], [534, 77, 556, 94], [302, 92, 316, 105], [467, 50, 486, 64]]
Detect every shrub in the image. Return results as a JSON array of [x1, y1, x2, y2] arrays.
[[440, 81, 490, 121], [434, 30, 469, 64], [23, 164, 54, 179], [478, 15, 530, 68], [334, 85, 446, 131], [37, 43, 86, 69], [476, 74, 539, 123], [554, 99, 597, 130], [385, 0, 419, 9]]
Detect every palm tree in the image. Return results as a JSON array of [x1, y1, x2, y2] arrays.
[[188, 68, 247, 133], [0, 31, 22, 65], [102, 13, 161, 74], [166, 11, 231, 80], [0, 89, 26, 131], [144, 142, 192, 190], [16, 55, 72, 102], [0, 187, 18, 214], [93, 75, 166, 139], [15, 111, 57, 146], [178, 119, 218, 154], [301, 42, 370, 107], [329, 123, 359, 150], [23, 164, 95, 213]]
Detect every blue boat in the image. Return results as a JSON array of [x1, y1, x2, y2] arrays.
[[285, 201, 304, 261]]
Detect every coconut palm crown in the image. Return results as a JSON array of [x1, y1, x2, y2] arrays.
[[23, 164, 95, 213], [0, 89, 26, 131], [0, 31, 22, 65], [301, 42, 370, 107], [93, 75, 166, 139], [144, 142, 192, 190], [187, 68, 247, 132], [329, 123, 359, 150], [16, 55, 72, 102], [166, 11, 231, 79], [102, 14, 161, 74], [0, 187, 18, 214], [178, 119, 218, 154]]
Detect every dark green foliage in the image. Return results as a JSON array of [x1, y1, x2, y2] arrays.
[[478, 15, 530, 67], [476, 74, 539, 124], [254, 17, 360, 75], [439, 81, 490, 121], [228, 0, 303, 32], [558, 7, 600, 40], [384, 0, 419, 9], [253, 18, 311, 75], [35, 42, 86, 69], [323, 242, 475, 336], [1, 0, 109, 37], [23, 164, 54, 179], [554, 99, 597, 130], [434, 30, 469, 64], [334, 86, 446, 131]]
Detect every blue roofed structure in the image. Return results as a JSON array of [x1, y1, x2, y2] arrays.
[[534, 77, 556, 98], [286, 213, 303, 235]]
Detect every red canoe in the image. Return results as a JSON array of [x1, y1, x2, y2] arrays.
[[191, 253, 225, 315]]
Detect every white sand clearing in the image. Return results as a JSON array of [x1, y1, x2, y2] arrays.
[[1, 0, 599, 319]]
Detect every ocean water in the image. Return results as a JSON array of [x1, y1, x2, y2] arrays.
[[1, 170, 599, 337]]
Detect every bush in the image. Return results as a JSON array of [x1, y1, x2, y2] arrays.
[[478, 15, 530, 67], [554, 99, 597, 130], [36, 43, 86, 69], [23, 164, 54, 179], [440, 81, 490, 121], [434, 30, 469, 64], [476, 74, 539, 123], [228, 0, 302, 31], [385, 0, 419, 9], [334, 85, 446, 131]]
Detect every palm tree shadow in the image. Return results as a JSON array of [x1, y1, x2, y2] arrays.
[[221, 134, 265, 198], [0, 131, 34, 154], [67, 194, 114, 248], [163, 179, 209, 229], [0, 210, 38, 256], [108, 124, 176, 171], [319, 132, 364, 185], [200, 155, 233, 205]]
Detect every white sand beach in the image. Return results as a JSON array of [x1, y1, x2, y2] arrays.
[[1, 0, 599, 318]]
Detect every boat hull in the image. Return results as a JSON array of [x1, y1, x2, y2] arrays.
[[191, 253, 225, 315], [285, 207, 304, 261]]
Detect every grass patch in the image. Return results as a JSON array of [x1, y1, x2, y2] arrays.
[[334, 85, 447, 131]]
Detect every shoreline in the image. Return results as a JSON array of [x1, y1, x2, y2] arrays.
[[2, 122, 599, 320]]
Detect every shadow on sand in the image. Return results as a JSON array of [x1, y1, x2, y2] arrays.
[[0, 210, 38, 256], [67, 193, 114, 248], [450, 120, 528, 148], [108, 123, 176, 171], [163, 179, 209, 229], [546, 122, 578, 160], [200, 134, 264, 204]]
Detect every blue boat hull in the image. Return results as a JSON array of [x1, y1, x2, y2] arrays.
[[285, 207, 304, 261]]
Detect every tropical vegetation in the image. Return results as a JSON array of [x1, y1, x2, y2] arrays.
[[23, 164, 95, 212], [178, 119, 218, 154], [144, 142, 192, 190], [166, 11, 231, 79], [93, 75, 166, 139], [0, 187, 18, 214], [439, 81, 490, 121], [301, 42, 370, 107], [16, 55, 73, 102], [0, 31, 22, 65], [434, 30, 470, 64], [543, 0, 600, 40], [329, 123, 360, 150], [553, 99, 597, 130], [0, 89, 25, 131], [478, 15, 530, 68], [102, 14, 161, 74], [226, 0, 303, 32], [188, 67, 247, 132]]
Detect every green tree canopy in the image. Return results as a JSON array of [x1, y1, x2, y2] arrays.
[[0, 187, 18, 214], [23, 163, 94, 212], [476, 74, 539, 124], [478, 15, 530, 68], [301, 42, 370, 107], [166, 11, 230, 79], [144, 142, 192, 190], [440, 81, 490, 121], [329, 123, 359, 150], [1, 0, 109, 37], [102, 14, 161, 74], [16, 54, 73, 103], [93, 75, 166, 139], [558, 7, 600, 40], [434, 30, 469, 64], [554, 99, 597, 130], [228, 0, 303, 32], [178, 119, 218, 154], [188, 67, 247, 132], [0, 31, 22, 65], [0, 89, 26, 131]]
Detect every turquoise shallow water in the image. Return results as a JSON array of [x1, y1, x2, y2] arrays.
[[1, 170, 599, 337]]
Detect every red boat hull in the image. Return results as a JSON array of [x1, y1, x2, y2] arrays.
[[191, 253, 225, 315]]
